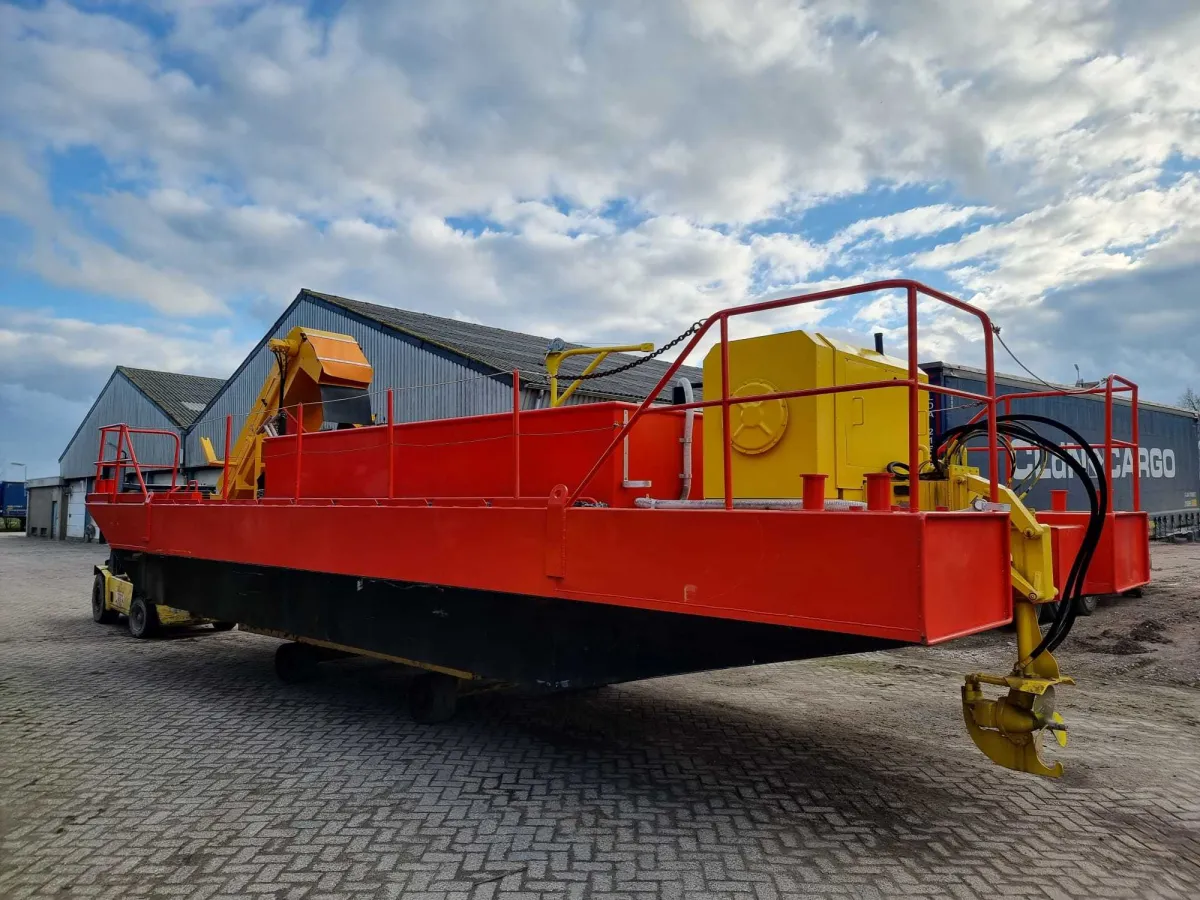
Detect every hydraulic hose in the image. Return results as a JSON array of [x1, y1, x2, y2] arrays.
[[936, 414, 1109, 660]]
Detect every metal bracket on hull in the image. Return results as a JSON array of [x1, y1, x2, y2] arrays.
[[545, 484, 568, 578]]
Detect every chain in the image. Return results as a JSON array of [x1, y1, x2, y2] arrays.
[[564, 318, 707, 382]]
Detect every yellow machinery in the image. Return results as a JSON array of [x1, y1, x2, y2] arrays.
[[92, 564, 232, 638], [201, 326, 374, 499], [702, 331, 928, 501], [703, 330, 1073, 776]]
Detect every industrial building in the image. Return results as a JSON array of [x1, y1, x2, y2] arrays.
[[24, 475, 63, 539], [41, 287, 1200, 540], [182, 288, 693, 473], [55, 367, 225, 539]]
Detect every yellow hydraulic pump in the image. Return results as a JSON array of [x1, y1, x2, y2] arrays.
[[201, 327, 374, 499], [701, 330, 928, 502]]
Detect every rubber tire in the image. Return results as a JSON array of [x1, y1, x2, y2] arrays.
[[127, 596, 158, 639], [91, 573, 118, 624], [274, 642, 319, 684], [1072, 594, 1099, 617], [1037, 600, 1061, 624], [211, 622, 237, 632], [408, 672, 458, 724]]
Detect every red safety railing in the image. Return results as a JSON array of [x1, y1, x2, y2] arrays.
[[94, 424, 181, 498], [954, 374, 1140, 512], [225, 366, 527, 504], [568, 279, 1002, 512]]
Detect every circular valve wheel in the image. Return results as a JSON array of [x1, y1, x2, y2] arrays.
[[730, 380, 788, 455]]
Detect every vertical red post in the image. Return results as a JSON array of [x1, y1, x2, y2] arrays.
[[1104, 377, 1114, 513], [112, 427, 124, 499], [1050, 489, 1068, 511], [906, 285, 921, 512], [222, 414, 232, 501], [865, 472, 892, 511], [801, 473, 827, 511], [512, 369, 521, 499], [983, 321, 999, 503], [1131, 383, 1141, 511], [720, 315, 733, 510], [386, 389, 395, 500], [294, 403, 303, 504]]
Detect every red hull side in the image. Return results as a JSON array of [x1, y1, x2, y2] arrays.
[[1037, 510, 1151, 595], [88, 494, 1012, 645]]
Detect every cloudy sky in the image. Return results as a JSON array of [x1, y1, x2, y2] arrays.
[[2, 0, 1199, 477]]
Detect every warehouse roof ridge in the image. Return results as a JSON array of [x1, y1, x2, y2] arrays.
[[116, 366, 227, 428], [303, 288, 703, 403]]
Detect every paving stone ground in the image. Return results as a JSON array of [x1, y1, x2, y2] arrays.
[[1, 533, 1198, 899]]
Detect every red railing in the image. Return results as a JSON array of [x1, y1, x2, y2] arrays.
[[954, 375, 1140, 512], [94, 425, 181, 498], [568, 279, 1001, 511]]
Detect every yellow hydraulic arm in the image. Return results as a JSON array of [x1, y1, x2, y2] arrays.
[[924, 465, 1072, 777], [200, 327, 374, 499]]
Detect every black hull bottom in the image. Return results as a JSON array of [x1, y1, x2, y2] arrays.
[[116, 551, 901, 689]]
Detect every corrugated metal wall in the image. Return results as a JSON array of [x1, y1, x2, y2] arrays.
[[925, 365, 1200, 514], [184, 297, 550, 466], [60, 374, 181, 479]]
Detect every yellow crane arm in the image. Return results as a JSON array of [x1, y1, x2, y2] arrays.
[[205, 327, 374, 500]]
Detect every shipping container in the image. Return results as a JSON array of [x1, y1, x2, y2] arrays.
[[922, 362, 1200, 516], [1, 481, 27, 521]]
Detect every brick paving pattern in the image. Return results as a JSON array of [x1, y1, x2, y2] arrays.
[[1, 534, 1198, 899]]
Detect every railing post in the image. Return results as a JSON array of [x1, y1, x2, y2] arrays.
[[906, 285, 921, 512], [720, 315, 733, 510], [512, 370, 521, 499], [113, 427, 124, 499], [1051, 489, 1068, 511], [222, 414, 232, 501], [387, 389, 395, 500], [1104, 377, 1114, 514], [1131, 382, 1141, 511], [294, 403, 303, 504], [983, 325, 999, 505]]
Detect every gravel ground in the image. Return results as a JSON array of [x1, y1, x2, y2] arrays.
[[1, 533, 1198, 899]]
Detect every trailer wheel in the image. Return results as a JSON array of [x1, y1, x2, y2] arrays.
[[91, 573, 118, 624], [1072, 594, 1098, 617], [127, 596, 158, 639], [408, 672, 458, 724], [211, 622, 237, 632], [274, 642, 319, 683]]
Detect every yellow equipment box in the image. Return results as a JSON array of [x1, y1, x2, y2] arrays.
[[702, 331, 928, 501]]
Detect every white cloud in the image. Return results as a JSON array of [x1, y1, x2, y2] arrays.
[[834, 205, 995, 249]]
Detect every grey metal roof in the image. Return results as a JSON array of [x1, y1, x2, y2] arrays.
[[305, 289, 703, 403], [116, 367, 226, 428]]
